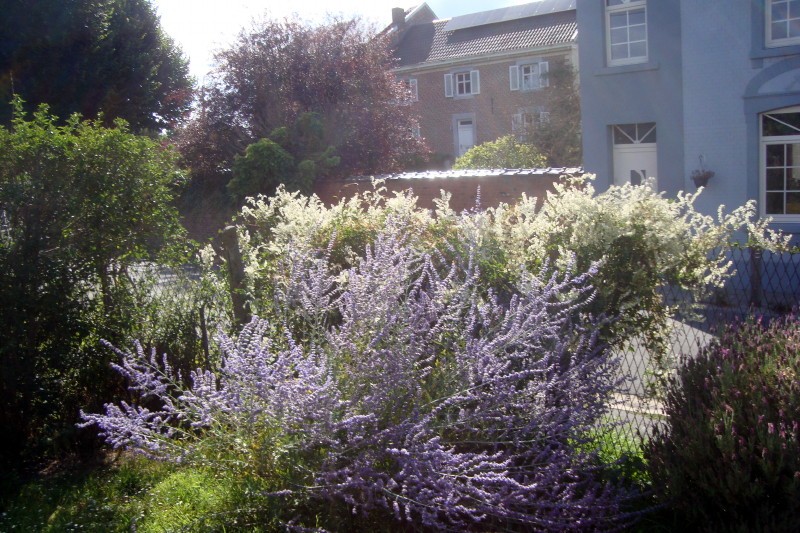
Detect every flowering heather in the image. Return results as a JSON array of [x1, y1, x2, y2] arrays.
[[82, 221, 639, 530]]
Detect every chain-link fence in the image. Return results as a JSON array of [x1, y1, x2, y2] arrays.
[[143, 246, 799, 456], [608, 246, 800, 450]]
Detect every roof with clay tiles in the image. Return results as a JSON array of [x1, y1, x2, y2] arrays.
[[393, 1, 577, 68]]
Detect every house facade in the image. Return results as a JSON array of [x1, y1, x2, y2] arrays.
[[578, 0, 800, 235], [390, 1, 578, 167]]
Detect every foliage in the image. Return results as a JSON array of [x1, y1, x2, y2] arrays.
[[175, 15, 426, 187], [645, 316, 800, 532], [0, 457, 173, 531], [0, 99, 190, 466], [523, 58, 582, 167], [236, 179, 789, 389], [229, 138, 295, 201], [453, 134, 547, 169], [82, 216, 644, 530], [0, 456, 266, 532], [227, 113, 340, 204], [0, 0, 193, 132]]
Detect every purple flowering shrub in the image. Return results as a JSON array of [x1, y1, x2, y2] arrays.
[[82, 223, 639, 530], [646, 315, 800, 531]]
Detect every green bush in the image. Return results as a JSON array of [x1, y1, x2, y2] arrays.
[[227, 112, 340, 204], [0, 98, 191, 466], [645, 316, 800, 532], [228, 138, 295, 201], [453, 134, 547, 169]]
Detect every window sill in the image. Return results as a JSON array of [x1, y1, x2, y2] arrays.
[[751, 44, 800, 60], [594, 60, 660, 76]]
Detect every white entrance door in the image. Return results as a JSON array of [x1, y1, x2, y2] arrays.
[[613, 143, 658, 189], [457, 119, 474, 156]]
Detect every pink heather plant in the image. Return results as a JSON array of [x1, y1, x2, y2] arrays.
[[81, 221, 640, 530]]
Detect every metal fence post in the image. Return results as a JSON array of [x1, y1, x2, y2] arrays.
[[750, 246, 763, 309], [220, 225, 251, 328]]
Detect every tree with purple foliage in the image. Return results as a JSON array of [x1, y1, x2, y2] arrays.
[[82, 220, 640, 530]]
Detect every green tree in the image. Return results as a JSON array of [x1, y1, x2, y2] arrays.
[[0, 0, 193, 132], [453, 135, 547, 169], [228, 113, 341, 203], [0, 98, 187, 466], [524, 58, 582, 167]]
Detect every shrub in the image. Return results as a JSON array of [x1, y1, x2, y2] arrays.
[[82, 220, 641, 530], [453, 134, 547, 169], [0, 98, 189, 466], [237, 179, 789, 391], [228, 138, 295, 201], [645, 316, 800, 532]]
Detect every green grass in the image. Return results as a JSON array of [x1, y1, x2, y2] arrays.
[[0, 426, 670, 532], [0, 456, 267, 532], [0, 456, 170, 531]]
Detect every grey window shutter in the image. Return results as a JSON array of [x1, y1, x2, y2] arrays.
[[509, 65, 519, 91], [470, 70, 480, 94], [444, 73, 453, 97], [540, 61, 549, 88]]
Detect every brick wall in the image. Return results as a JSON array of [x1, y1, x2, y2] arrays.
[[405, 52, 570, 164], [313, 174, 562, 212]]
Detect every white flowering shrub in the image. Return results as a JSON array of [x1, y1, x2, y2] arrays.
[[235, 178, 789, 385]]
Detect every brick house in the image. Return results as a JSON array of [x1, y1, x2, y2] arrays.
[[388, 0, 578, 167]]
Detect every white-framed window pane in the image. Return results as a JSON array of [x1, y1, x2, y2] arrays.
[[455, 72, 471, 95], [787, 193, 800, 213], [769, 0, 800, 45], [630, 24, 647, 42], [763, 140, 800, 215], [773, 22, 789, 40], [629, 41, 647, 58], [607, 3, 647, 64], [611, 44, 629, 61], [767, 143, 785, 165], [613, 122, 655, 144], [767, 168, 785, 189], [609, 12, 628, 29], [610, 27, 628, 45], [763, 111, 800, 136], [629, 8, 646, 25], [788, 166, 800, 189], [789, 142, 800, 165], [773, 1, 790, 20], [766, 192, 784, 214], [790, 18, 800, 37]]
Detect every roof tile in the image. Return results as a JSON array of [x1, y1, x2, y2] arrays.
[[395, 9, 577, 68]]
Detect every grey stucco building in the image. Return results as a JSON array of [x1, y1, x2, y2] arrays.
[[578, 0, 800, 236]]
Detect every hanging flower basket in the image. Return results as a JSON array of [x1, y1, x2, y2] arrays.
[[691, 169, 714, 189]]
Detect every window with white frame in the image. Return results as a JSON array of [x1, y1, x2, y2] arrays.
[[762, 107, 800, 218], [509, 61, 549, 91], [606, 0, 647, 66], [612, 122, 656, 144], [444, 70, 480, 97], [767, 0, 800, 47]]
